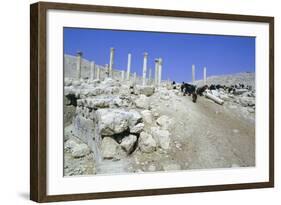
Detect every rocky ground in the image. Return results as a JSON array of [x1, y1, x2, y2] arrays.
[[63, 74, 255, 176]]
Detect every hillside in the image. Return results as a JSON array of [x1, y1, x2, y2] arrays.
[[194, 72, 255, 89]]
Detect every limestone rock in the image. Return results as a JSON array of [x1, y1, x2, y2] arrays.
[[72, 115, 95, 144], [77, 96, 123, 109], [89, 87, 104, 96], [141, 110, 153, 124], [233, 89, 248, 95], [64, 139, 78, 151], [64, 126, 73, 142], [211, 90, 220, 97], [72, 80, 82, 87], [71, 143, 90, 158], [248, 107, 255, 113], [96, 109, 131, 136], [134, 85, 155, 97], [119, 94, 134, 107], [112, 97, 123, 107], [119, 85, 131, 95], [120, 135, 137, 154], [77, 97, 109, 108], [87, 79, 100, 85], [64, 78, 72, 86], [104, 86, 120, 95], [152, 111, 160, 118], [64, 105, 76, 126], [64, 86, 81, 98], [219, 94, 229, 101], [135, 94, 150, 109], [160, 95, 170, 100], [239, 97, 255, 107], [156, 115, 174, 130], [130, 123, 145, 134], [64, 95, 72, 105], [151, 127, 171, 150], [128, 110, 142, 126], [138, 132, 156, 153], [242, 91, 255, 97], [101, 77, 120, 87], [101, 137, 120, 160]]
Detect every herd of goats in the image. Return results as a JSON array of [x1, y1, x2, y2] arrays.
[[175, 81, 252, 103]]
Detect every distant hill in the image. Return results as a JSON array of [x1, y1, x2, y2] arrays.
[[194, 72, 255, 88]]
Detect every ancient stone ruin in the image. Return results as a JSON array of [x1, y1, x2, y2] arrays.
[[64, 48, 256, 176]]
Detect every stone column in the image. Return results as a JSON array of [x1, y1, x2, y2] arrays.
[[90, 61, 95, 80], [109, 47, 115, 78], [142, 52, 148, 86], [121, 70, 125, 81], [96, 67, 100, 80], [203, 66, 207, 85], [148, 68, 152, 85], [126, 53, 131, 80], [154, 58, 159, 85], [158, 58, 163, 86], [76, 51, 82, 79], [133, 72, 137, 84], [192, 64, 195, 83], [105, 64, 109, 77]]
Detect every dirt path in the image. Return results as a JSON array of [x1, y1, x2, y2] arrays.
[[149, 92, 255, 170]]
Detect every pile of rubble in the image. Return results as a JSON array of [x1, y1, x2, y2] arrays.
[[203, 84, 255, 114], [63, 74, 256, 176], [64, 77, 177, 175]]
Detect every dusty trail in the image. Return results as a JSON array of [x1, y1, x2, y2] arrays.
[[150, 92, 255, 170]]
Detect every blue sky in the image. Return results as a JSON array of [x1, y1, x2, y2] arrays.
[[64, 27, 255, 83]]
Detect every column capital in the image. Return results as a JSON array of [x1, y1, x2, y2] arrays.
[[143, 52, 148, 56], [77, 51, 83, 56], [110, 47, 115, 51], [158, 58, 163, 64]]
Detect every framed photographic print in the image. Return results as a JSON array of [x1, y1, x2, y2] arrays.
[[30, 1, 274, 202]]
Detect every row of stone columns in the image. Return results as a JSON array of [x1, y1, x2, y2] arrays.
[[76, 49, 163, 86], [77, 50, 209, 86], [125, 51, 163, 86], [191, 64, 207, 84]]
